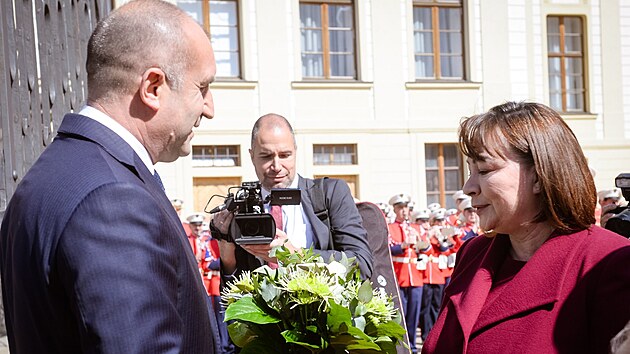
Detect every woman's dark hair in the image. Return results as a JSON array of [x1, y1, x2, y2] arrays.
[[458, 101, 596, 232]]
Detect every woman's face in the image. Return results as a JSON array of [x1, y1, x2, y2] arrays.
[[463, 148, 540, 236]]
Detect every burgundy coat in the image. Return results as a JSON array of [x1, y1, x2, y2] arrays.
[[422, 226, 630, 354]]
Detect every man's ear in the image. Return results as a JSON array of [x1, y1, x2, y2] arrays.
[[248, 148, 254, 160], [139, 68, 167, 112]]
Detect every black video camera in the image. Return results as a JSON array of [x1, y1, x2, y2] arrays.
[[604, 173, 630, 238], [207, 181, 301, 245]]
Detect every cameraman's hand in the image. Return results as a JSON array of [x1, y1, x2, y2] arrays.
[[241, 229, 299, 262], [212, 209, 234, 234], [601, 202, 627, 228], [218, 240, 237, 274]]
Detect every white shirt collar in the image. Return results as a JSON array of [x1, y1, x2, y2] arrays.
[[79, 105, 155, 173]]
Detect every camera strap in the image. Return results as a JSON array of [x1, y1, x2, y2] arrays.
[[309, 177, 334, 249]]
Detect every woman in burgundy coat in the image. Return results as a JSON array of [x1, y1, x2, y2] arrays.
[[422, 102, 630, 354]]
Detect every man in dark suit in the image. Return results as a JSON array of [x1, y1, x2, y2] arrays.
[[0, 0, 220, 352], [212, 114, 373, 280]]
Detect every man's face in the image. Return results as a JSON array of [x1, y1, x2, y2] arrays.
[[249, 125, 297, 190], [393, 204, 409, 222], [157, 20, 216, 163], [190, 222, 203, 237]]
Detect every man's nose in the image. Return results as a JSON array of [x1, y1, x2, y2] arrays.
[[202, 90, 214, 120]]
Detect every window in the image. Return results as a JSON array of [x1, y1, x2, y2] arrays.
[[413, 0, 464, 80], [313, 144, 357, 165], [192, 145, 240, 167], [425, 143, 463, 209], [547, 16, 586, 112], [177, 0, 241, 78], [300, 1, 356, 79]]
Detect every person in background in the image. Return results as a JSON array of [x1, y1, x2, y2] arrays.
[[186, 213, 208, 262], [458, 198, 480, 241], [412, 208, 432, 234], [211, 114, 373, 280], [422, 101, 630, 354], [0, 0, 220, 352], [419, 208, 458, 342], [388, 194, 430, 353]]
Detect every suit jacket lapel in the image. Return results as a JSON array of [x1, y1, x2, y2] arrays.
[[298, 176, 330, 249], [58, 114, 191, 253]]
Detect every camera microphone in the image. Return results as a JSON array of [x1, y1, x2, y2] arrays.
[[209, 195, 235, 214]]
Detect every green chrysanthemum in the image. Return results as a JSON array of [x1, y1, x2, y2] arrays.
[[364, 289, 397, 326]]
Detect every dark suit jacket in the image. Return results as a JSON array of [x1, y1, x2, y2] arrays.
[[422, 226, 630, 354], [0, 114, 219, 353], [230, 176, 373, 279]]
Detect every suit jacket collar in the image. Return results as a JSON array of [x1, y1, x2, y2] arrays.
[[447, 231, 583, 346], [57, 113, 175, 220], [297, 176, 331, 250]]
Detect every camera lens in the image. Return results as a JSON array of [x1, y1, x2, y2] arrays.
[[241, 221, 260, 236]]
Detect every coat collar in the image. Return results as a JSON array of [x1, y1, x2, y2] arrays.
[[297, 176, 330, 249], [57, 113, 177, 222], [446, 230, 587, 345]]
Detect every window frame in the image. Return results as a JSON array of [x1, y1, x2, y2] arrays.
[[192, 145, 241, 167], [177, 0, 242, 79], [299, 0, 358, 80], [425, 143, 463, 208], [412, 0, 466, 81], [546, 15, 587, 113], [312, 143, 358, 165]]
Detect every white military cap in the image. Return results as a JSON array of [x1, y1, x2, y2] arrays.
[[412, 209, 431, 221], [446, 208, 458, 216], [458, 197, 473, 211], [598, 188, 622, 201], [171, 198, 184, 209], [431, 208, 446, 220], [186, 213, 205, 224], [452, 190, 467, 201], [389, 193, 411, 206], [427, 202, 441, 212]]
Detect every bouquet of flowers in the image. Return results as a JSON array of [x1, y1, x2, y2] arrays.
[[222, 247, 407, 353]]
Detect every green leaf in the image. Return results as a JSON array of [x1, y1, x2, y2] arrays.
[[239, 337, 281, 354], [375, 320, 407, 339], [358, 280, 373, 303], [327, 301, 352, 332], [225, 296, 281, 324], [227, 322, 257, 348], [281, 329, 324, 350], [353, 315, 366, 332]]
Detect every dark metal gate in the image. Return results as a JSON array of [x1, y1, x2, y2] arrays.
[[0, 0, 112, 220], [0, 0, 113, 335]]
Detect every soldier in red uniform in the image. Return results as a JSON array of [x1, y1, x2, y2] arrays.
[[189, 213, 235, 353], [419, 208, 462, 341], [388, 194, 430, 353]]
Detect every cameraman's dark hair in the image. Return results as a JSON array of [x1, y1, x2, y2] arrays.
[[459, 101, 596, 233], [86, 0, 192, 101], [251, 114, 296, 149]]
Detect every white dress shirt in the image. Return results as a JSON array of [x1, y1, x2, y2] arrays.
[[262, 176, 313, 249], [79, 105, 155, 173]]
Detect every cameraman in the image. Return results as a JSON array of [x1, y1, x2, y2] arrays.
[[211, 114, 373, 281], [600, 186, 630, 238]]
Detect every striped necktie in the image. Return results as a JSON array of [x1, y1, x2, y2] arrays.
[[153, 170, 165, 191]]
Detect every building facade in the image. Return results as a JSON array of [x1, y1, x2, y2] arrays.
[[113, 0, 630, 216]]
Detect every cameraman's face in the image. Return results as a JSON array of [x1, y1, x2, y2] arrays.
[[250, 125, 296, 190]]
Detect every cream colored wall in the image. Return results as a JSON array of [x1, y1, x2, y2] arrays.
[[116, 0, 630, 213]]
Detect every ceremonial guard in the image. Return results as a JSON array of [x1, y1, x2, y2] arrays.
[[388, 194, 430, 353], [419, 208, 462, 341]]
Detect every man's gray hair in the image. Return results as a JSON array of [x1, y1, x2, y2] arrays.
[[86, 0, 196, 100]]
